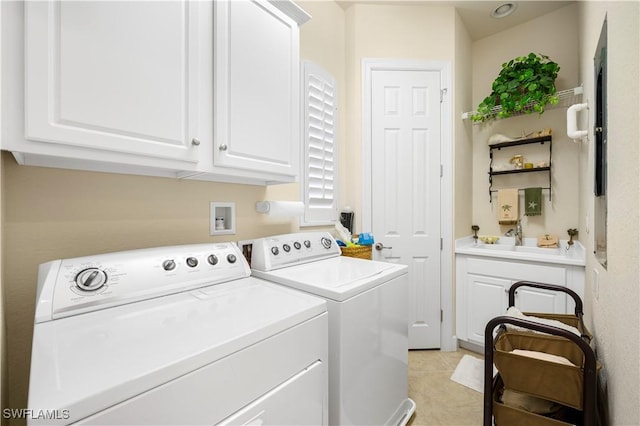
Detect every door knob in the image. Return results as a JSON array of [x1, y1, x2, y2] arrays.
[[374, 242, 392, 251]]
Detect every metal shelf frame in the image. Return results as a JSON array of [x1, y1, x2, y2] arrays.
[[488, 135, 552, 202], [462, 86, 583, 122]]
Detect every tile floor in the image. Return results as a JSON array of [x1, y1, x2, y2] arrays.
[[407, 349, 484, 426]]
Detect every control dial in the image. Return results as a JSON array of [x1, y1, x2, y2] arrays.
[[321, 237, 332, 249], [283, 244, 291, 253], [294, 241, 301, 250], [186, 257, 198, 268], [271, 246, 279, 256], [304, 240, 311, 248], [162, 259, 176, 271], [227, 254, 237, 263], [75, 268, 107, 292], [207, 254, 219, 266]]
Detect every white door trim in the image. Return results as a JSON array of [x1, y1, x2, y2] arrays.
[[362, 59, 455, 352]]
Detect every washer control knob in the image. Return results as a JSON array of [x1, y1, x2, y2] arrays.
[[75, 268, 107, 292], [294, 241, 301, 250], [207, 254, 219, 266], [283, 244, 291, 253], [271, 246, 279, 256], [227, 254, 237, 263], [186, 257, 198, 268], [321, 237, 332, 249], [162, 259, 176, 271], [304, 240, 311, 248]]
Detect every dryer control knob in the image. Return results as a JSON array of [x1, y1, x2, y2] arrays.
[[304, 240, 311, 248], [186, 257, 198, 268], [207, 254, 219, 266], [321, 237, 332, 249], [283, 244, 291, 252], [294, 241, 301, 250], [227, 254, 237, 263], [162, 259, 176, 271], [75, 268, 107, 292], [271, 246, 280, 256]]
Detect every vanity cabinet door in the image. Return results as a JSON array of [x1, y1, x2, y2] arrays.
[[513, 284, 566, 314], [465, 274, 511, 346], [23, 1, 200, 166], [213, 0, 301, 179]]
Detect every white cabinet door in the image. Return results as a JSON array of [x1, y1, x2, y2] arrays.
[[24, 1, 200, 164], [466, 274, 511, 346], [213, 0, 301, 178], [513, 284, 566, 314]]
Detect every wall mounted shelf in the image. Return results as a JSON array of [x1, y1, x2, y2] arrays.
[[489, 135, 552, 202], [462, 86, 583, 122]]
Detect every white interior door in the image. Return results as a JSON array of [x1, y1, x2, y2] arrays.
[[370, 69, 442, 349]]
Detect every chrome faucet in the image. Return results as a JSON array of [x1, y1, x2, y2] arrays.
[[515, 220, 523, 246], [505, 221, 523, 245]]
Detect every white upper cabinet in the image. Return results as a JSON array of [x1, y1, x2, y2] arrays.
[[1, 0, 309, 183], [209, 0, 309, 182], [18, 1, 201, 173]]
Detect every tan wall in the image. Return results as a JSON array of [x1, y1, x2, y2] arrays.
[[1, 1, 345, 416], [471, 4, 580, 239], [297, 0, 348, 213], [454, 10, 473, 239], [577, 2, 640, 424], [344, 3, 456, 232]]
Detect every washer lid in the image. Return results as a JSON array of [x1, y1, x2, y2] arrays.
[[252, 256, 408, 302], [28, 277, 326, 424]]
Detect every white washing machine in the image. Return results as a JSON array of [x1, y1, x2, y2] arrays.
[[28, 242, 328, 425], [251, 232, 416, 426]]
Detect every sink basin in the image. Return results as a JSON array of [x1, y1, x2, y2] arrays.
[[514, 245, 561, 255], [480, 244, 515, 251]]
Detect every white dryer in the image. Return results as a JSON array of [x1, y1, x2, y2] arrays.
[[28, 242, 328, 425], [251, 232, 416, 426]]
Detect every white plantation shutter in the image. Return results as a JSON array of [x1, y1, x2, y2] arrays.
[[301, 61, 338, 226]]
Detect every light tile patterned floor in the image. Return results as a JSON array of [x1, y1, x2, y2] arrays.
[[407, 349, 484, 426]]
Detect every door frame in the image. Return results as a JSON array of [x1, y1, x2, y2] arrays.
[[362, 59, 455, 352]]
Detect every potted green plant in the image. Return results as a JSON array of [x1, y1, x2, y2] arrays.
[[471, 53, 561, 122]]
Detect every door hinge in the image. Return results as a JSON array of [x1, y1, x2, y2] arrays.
[[440, 309, 443, 322], [440, 164, 443, 178], [440, 88, 448, 103], [440, 238, 443, 250]]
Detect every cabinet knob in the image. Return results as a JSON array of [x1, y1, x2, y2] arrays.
[[219, 144, 228, 151], [191, 137, 200, 146]]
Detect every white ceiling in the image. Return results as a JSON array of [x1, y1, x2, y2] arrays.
[[337, 1, 574, 40]]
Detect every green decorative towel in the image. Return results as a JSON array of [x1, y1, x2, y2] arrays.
[[524, 187, 542, 216]]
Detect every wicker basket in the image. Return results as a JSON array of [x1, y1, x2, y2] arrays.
[[340, 244, 372, 260]]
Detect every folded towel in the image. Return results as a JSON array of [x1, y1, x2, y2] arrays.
[[502, 389, 562, 415], [537, 234, 559, 248], [524, 187, 542, 216], [506, 307, 581, 336], [511, 350, 575, 366], [497, 189, 518, 225]]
